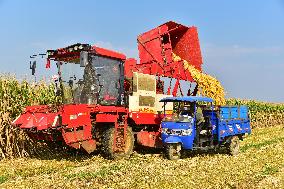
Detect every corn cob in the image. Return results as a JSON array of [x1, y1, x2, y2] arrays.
[[172, 53, 226, 105]]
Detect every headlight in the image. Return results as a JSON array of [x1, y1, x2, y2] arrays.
[[162, 128, 168, 134], [162, 128, 193, 136], [181, 129, 193, 136]]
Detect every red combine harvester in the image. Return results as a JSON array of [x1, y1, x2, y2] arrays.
[[12, 21, 203, 159]]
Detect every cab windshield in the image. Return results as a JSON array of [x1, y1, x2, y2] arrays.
[[59, 55, 123, 105], [162, 102, 194, 122]]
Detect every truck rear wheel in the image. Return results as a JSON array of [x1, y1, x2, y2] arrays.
[[101, 127, 134, 159], [226, 136, 240, 156], [165, 143, 182, 160]]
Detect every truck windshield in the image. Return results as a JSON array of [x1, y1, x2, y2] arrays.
[[59, 55, 123, 105], [162, 102, 194, 122], [163, 114, 193, 122]]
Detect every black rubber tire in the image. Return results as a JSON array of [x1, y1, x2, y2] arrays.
[[101, 126, 134, 159], [226, 136, 240, 156], [165, 143, 182, 160]]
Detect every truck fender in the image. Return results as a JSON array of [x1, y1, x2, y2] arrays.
[[164, 136, 182, 144]]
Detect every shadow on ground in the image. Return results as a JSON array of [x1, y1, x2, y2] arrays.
[[28, 140, 232, 162]]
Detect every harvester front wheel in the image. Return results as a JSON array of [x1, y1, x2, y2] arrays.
[[101, 127, 134, 159], [226, 136, 240, 156], [165, 143, 182, 160]]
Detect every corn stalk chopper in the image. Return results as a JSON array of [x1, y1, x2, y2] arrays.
[[12, 21, 251, 159]]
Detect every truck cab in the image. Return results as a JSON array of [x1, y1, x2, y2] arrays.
[[160, 96, 251, 160]]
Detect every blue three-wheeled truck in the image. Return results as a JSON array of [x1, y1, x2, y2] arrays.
[[160, 96, 251, 160]]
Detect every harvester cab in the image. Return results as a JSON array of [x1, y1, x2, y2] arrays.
[[47, 43, 126, 106]]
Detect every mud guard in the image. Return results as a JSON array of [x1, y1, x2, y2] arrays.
[[164, 136, 182, 144], [136, 131, 163, 148], [61, 105, 96, 153]]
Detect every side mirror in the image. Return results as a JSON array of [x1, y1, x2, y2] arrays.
[[30, 61, 36, 75], [80, 51, 88, 67]]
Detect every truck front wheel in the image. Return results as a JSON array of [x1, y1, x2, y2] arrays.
[[165, 143, 182, 160], [226, 136, 240, 156], [101, 127, 134, 159]]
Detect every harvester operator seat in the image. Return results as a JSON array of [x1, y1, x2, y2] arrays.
[[80, 63, 99, 104]]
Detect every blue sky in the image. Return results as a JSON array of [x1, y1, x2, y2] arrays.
[[0, 0, 284, 102]]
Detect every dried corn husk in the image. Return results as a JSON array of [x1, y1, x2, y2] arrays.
[[172, 53, 226, 105]]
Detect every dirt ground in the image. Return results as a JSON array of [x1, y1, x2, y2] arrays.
[[0, 125, 283, 189]]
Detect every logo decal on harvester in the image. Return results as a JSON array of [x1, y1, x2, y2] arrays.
[[138, 108, 154, 113], [70, 112, 87, 120]]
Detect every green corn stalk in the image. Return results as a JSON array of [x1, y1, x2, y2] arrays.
[[0, 76, 60, 158], [226, 98, 284, 128]]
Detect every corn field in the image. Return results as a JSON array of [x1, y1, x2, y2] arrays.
[[0, 76, 283, 158], [226, 99, 284, 128], [0, 76, 60, 158]]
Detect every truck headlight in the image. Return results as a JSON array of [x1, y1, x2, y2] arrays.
[[162, 128, 168, 134], [162, 128, 192, 136], [181, 129, 193, 136]]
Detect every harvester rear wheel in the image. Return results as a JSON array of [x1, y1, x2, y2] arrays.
[[226, 136, 240, 156], [101, 127, 134, 159], [165, 143, 182, 160]]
